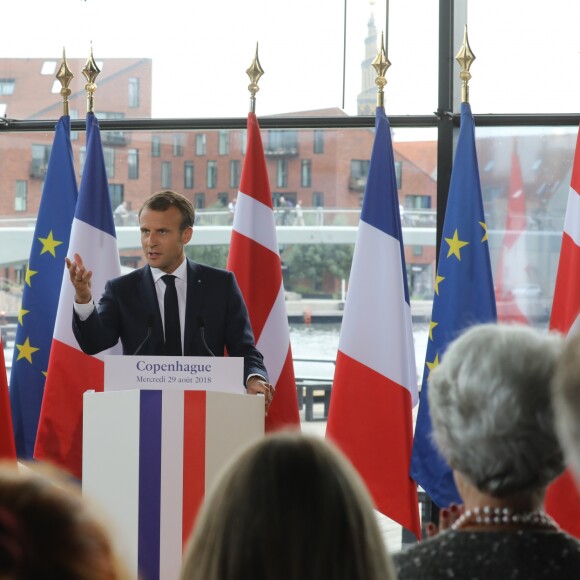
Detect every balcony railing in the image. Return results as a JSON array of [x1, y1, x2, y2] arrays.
[[263, 145, 299, 157], [101, 132, 127, 146]]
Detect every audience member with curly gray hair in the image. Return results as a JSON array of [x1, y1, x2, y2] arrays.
[[180, 432, 395, 580], [552, 332, 580, 482], [394, 323, 580, 580]]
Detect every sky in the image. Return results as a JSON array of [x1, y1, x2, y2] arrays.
[[1, 0, 579, 118]]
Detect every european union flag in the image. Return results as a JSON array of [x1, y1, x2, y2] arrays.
[[9, 116, 78, 458], [410, 103, 497, 507]]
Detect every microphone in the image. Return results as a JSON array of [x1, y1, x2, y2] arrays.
[[197, 316, 215, 357], [133, 314, 154, 355]]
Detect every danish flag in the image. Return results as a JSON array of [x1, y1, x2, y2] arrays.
[[227, 112, 300, 430]]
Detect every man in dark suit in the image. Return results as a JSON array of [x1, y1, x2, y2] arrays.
[[65, 190, 273, 408]]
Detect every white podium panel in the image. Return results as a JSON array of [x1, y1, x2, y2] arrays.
[[82, 389, 264, 580]]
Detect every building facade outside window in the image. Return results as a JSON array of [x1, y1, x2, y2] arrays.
[[349, 159, 370, 191], [301, 159, 312, 187], [109, 184, 124, 210], [313, 129, 324, 154], [128, 77, 140, 108], [184, 161, 194, 189], [406, 194, 431, 208], [173, 134, 185, 157], [98, 112, 125, 146], [229, 160, 241, 189], [276, 159, 288, 188], [151, 135, 161, 157], [207, 161, 217, 188], [103, 147, 115, 179], [268, 130, 298, 155], [241, 130, 247, 155], [217, 192, 228, 207], [196, 134, 206, 156], [161, 161, 172, 189], [194, 192, 206, 209], [128, 148, 139, 180], [69, 108, 79, 141], [79, 147, 86, 174], [15, 180, 27, 212], [31, 144, 51, 179], [312, 191, 324, 207], [395, 160, 402, 189], [0, 79, 15, 95], [218, 130, 230, 155]]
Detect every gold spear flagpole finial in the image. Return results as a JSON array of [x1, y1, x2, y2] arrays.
[[82, 43, 101, 113], [246, 42, 264, 114], [56, 47, 74, 116], [455, 25, 476, 104], [372, 32, 391, 108]]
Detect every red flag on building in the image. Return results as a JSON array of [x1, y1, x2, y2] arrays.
[[0, 337, 16, 461], [545, 127, 580, 537], [495, 147, 531, 323], [226, 112, 300, 430]]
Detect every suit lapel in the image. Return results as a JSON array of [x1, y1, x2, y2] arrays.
[[140, 266, 164, 352], [184, 259, 202, 354]]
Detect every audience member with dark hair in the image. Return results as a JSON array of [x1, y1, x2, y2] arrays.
[[552, 332, 580, 483], [0, 462, 131, 579], [181, 432, 395, 580], [394, 323, 580, 579]]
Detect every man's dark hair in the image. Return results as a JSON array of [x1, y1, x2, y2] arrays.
[[139, 190, 195, 231]]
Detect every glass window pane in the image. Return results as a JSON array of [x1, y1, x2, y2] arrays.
[[128, 77, 140, 108], [161, 161, 172, 188], [207, 160, 217, 188], [476, 126, 576, 323], [152, 136, 161, 157], [128, 148, 139, 179], [184, 161, 194, 189], [468, 0, 580, 114], [15, 180, 27, 212]]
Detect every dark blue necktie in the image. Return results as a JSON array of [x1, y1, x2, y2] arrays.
[[162, 274, 182, 355]]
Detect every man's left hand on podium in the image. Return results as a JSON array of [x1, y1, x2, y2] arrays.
[[246, 376, 274, 414]]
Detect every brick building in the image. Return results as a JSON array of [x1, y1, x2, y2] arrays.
[[0, 48, 438, 295]]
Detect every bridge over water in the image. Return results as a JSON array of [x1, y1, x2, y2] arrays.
[[0, 208, 437, 267]]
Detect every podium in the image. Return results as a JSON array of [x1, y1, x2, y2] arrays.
[[82, 357, 264, 580]]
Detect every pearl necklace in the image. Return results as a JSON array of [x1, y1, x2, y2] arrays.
[[451, 506, 558, 531]]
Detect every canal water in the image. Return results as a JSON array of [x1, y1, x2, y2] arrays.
[[290, 321, 430, 385]]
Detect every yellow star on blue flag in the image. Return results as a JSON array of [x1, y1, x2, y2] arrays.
[[38, 230, 64, 257], [16, 338, 40, 364]]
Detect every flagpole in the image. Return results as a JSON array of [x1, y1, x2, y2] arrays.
[[371, 32, 390, 108], [82, 44, 101, 114], [246, 42, 264, 114], [455, 25, 475, 104], [56, 48, 74, 117]]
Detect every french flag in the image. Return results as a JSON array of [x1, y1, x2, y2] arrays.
[[35, 113, 122, 479], [545, 126, 580, 537], [326, 107, 420, 539]]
